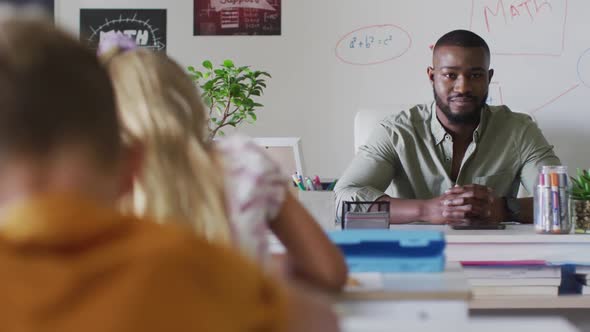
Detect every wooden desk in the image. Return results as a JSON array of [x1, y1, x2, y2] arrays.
[[341, 316, 579, 332], [390, 224, 590, 263], [281, 222, 590, 328], [470, 295, 590, 309], [337, 263, 470, 325], [341, 262, 470, 301]]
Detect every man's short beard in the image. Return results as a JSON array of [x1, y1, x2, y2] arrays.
[[433, 87, 486, 125]]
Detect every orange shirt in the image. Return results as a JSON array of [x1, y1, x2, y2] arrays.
[[0, 194, 286, 332]]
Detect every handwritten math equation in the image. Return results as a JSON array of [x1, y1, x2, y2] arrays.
[[335, 24, 411, 65], [348, 34, 393, 49]]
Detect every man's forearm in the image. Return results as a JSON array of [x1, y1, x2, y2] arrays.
[[376, 196, 429, 224]]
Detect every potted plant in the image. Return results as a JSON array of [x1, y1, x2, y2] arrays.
[[187, 59, 270, 140], [570, 169, 590, 233]]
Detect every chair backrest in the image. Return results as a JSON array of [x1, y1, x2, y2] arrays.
[[354, 106, 407, 153], [353, 106, 408, 197]]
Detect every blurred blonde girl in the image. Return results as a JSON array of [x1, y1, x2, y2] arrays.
[[100, 35, 347, 291]]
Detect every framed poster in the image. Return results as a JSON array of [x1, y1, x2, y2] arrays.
[[0, 0, 53, 17], [80, 9, 166, 52], [194, 0, 281, 36]]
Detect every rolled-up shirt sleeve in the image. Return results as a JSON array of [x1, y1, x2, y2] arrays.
[[334, 120, 398, 219], [518, 118, 561, 194]]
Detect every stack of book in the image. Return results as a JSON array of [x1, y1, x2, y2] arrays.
[[462, 261, 561, 297], [575, 266, 590, 295]]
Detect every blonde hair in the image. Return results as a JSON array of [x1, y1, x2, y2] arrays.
[[103, 48, 230, 244]]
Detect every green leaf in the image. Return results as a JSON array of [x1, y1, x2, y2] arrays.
[[191, 60, 269, 139], [202, 81, 214, 90], [230, 84, 242, 95], [572, 177, 582, 190], [223, 59, 235, 68]]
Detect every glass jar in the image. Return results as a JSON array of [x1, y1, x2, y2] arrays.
[[534, 165, 571, 234], [572, 197, 590, 233]]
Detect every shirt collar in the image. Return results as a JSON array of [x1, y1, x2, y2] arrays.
[[429, 102, 488, 145], [0, 194, 133, 249]]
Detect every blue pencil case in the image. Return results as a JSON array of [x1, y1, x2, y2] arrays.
[[329, 230, 446, 272]]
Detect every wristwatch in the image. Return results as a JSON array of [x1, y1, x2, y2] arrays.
[[504, 197, 521, 221]]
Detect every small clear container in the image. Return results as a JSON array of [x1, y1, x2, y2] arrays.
[[534, 165, 571, 234]]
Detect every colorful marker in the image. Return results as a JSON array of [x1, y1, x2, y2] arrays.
[[550, 173, 561, 233], [559, 173, 569, 232]]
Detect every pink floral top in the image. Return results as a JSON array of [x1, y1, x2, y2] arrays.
[[216, 135, 287, 265]]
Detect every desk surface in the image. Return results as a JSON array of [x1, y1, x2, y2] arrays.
[[470, 295, 590, 309], [387, 224, 590, 263], [389, 224, 590, 243], [341, 316, 579, 332], [342, 262, 471, 301]]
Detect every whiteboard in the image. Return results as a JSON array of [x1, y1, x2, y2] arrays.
[[296, 0, 590, 177], [55, 0, 590, 178]]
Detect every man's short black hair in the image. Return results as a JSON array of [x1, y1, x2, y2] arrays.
[[433, 29, 490, 57]]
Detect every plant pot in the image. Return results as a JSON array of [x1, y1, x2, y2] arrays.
[[572, 198, 590, 233]]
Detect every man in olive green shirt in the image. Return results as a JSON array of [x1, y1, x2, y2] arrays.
[[335, 30, 560, 225]]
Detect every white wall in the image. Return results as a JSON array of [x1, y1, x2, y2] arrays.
[[55, 0, 590, 178]]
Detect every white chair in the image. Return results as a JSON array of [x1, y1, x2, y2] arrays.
[[353, 106, 407, 197], [353, 105, 408, 153]]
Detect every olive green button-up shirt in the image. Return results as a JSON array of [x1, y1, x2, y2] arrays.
[[335, 103, 560, 214]]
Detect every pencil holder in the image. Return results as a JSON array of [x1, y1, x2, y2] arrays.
[[298, 191, 336, 230], [534, 165, 571, 234]]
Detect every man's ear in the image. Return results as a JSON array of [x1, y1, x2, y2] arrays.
[[118, 141, 144, 198], [488, 68, 494, 82], [427, 66, 435, 85]]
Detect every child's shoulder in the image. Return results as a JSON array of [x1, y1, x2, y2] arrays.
[[124, 219, 288, 328], [215, 135, 281, 175], [215, 134, 263, 156], [137, 219, 283, 285]]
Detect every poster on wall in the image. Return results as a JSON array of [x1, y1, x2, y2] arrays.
[[193, 0, 281, 36], [80, 9, 166, 53], [0, 0, 54, 17]]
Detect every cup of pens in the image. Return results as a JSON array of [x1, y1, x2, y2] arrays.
[[534, 165, 572, 234], [291, 173, 337, 191]]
